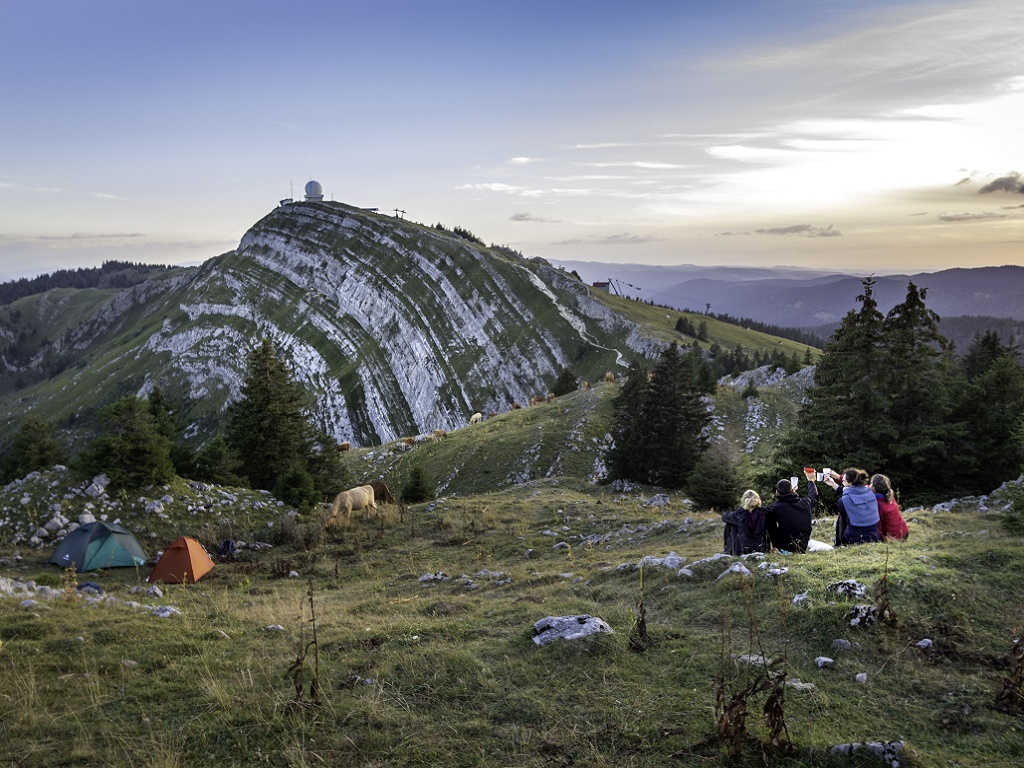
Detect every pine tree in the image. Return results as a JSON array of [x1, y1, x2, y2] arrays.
[[950, 332, 1024, 493], [225, 339, 317, 493], [643, 344, 709, 487], [77, 395, 175, 488], [147, 382, 195, 477], [193, 434, 247, 486], [0, 414, 66, 483], [401, 464, 434, 503], [552, 368, 578, 397], [606, 360, 651, 483], [687, 439, 747, 511], [790, 277, 889, 471], [880, 282, 958, 493]]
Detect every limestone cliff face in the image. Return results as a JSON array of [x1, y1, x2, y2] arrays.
[[11, 201, 654, 447]]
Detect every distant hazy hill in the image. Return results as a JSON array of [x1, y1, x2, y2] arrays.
[[558, 261, 1024, 328]]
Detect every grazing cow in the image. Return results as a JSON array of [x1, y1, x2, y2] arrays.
[[580, 380, 591, 389], [328, 485, 377, 525], [529, 395, 543, 406], [604, 371, 615, 383], [469, 412, 483, 425], [511, 402, 522, 410], [337, 441, 351, 452], [432, 428, 447, 441], [546, 392, 555, 402], [401, 436, 416, 445], [367, 480, 395, 504]]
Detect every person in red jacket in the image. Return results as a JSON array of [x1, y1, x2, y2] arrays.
[[871, 474, 909, 541]]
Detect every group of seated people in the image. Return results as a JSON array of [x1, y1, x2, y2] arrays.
[[722, 467, 910, 556]]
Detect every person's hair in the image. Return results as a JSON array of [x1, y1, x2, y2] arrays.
[[870, 473, 894, 503], [741, 489, 762, 510], [843, 468, 869, 486], [776, 479, 792, 495]]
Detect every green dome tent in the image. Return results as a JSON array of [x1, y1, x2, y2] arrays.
[[49, 521, 148, 572]]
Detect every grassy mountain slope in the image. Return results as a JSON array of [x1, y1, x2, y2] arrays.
[[2, 461, 1023, 767]]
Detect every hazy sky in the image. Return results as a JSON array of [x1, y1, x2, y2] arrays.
[[2, 0, 1022, 282]]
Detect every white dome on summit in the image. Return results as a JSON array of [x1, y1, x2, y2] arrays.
[[304, 180, 324, 201]]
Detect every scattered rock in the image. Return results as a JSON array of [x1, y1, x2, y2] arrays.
[[716, 562, 753, 580], [815, 656, 834, 669], [828, 740, 907, 768], [418, 572, 450, 583], [532, 614, 612, 646], [827, 580, 868, 599]]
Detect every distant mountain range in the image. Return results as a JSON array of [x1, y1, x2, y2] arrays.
[[556, 261, 1024, 329]]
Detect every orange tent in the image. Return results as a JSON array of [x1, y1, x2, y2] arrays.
[[148, 536, 215, 584]]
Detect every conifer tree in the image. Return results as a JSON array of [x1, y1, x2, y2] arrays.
[[642, 344, 709, 487], [950, 332, 1024, 492], [606, 360, 650, 483], [78, 395, 175, 488], [789, 277, 888, 471], [880, 282, 958, 493], [193, 434, 247, 486], [552, 368, 578, 397], [226, 339, 317, 494], [0, 414, 66, 483]]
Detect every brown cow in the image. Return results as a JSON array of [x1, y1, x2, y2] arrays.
[[511, 402, 522, 410], [432, 428, 447, 441], [604, 371, 615, 383], [367, 480, 395, 504], [546, 392, 555, 402], [336, 441, 351, 452]]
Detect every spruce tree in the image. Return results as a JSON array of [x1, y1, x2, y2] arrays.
[[552, 368, 578, 397], [0, 414, 66, 483], [880, 282, 957, 494], [606, 360, 651, 483], [950, 332, 1024, 493], [225, 339, 317, 493], [193, 434, 247, 486], [790, 277, 889, 471], [78, 395, 175, 488], [643, 344, 709, 487]]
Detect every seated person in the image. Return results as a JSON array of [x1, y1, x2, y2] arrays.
[[722, 490, 769, 556], [765, 469, 817, 553], [824, 468, 881, 545], [871, 473, 909, 541]]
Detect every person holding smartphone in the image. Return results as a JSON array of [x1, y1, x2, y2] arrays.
[[765, 468, 817, 553], [823, 468, 881, 545]]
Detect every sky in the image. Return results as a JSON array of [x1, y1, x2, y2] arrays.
[[2, 0, 1023, 282]]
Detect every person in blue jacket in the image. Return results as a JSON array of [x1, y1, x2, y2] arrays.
[[824, 467, 881, 545]]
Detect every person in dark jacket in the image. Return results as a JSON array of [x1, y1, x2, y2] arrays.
[[722, 490, 769, 556], [765, 470, 817, 553], [824, 467, 881, 545]]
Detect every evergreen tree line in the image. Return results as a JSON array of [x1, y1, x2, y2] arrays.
[[605, 344, 715, 488], [0, 261, 177, 306], [0, 339, 352, 512], [784, 279, 1024, 501]]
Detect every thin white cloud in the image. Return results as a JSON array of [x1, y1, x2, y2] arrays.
[[755, 224, 841, 237], [937, 211, 1008, 222], [556, 232, 660, 245], [506, 157, 541, 165], [93, 192, 127, 200]]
